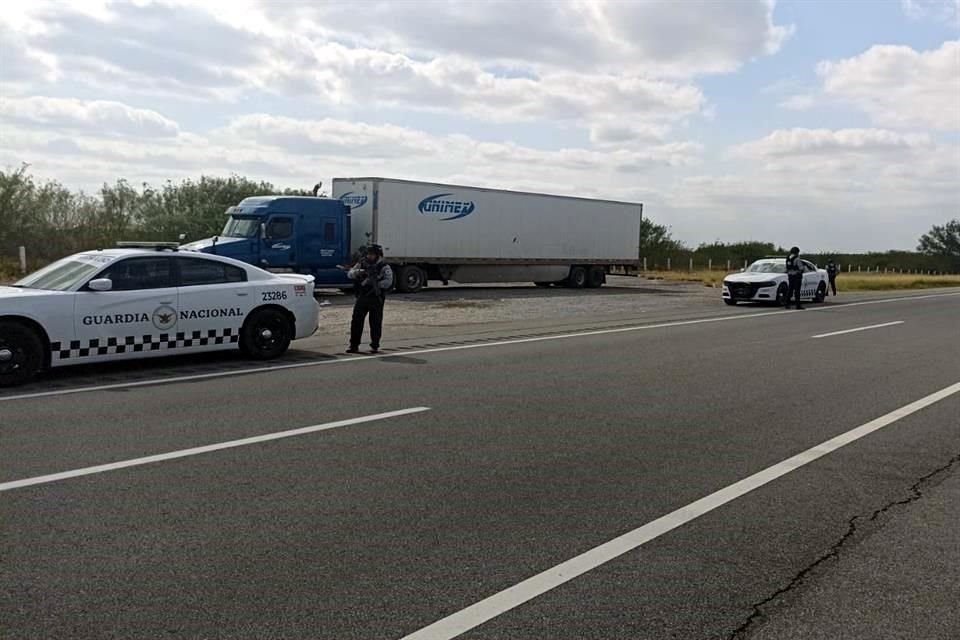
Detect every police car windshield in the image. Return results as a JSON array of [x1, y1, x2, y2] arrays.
[[222, 217, 260, 238], [746, 261, 786, 274], [15, 258, 104, 291]]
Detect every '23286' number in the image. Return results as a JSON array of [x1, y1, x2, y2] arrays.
[[262, 290, 288, 301]]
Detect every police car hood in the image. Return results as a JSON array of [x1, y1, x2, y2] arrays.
[[0, 285, 64, 301], [725, 272, 784, 283]]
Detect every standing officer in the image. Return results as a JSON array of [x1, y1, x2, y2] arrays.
[[785, 246, 804, 310], [347, 244, 393, 354], [826, 259, 839, 296]]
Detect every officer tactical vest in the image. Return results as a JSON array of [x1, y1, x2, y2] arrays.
[[786, 255, 800, 275]]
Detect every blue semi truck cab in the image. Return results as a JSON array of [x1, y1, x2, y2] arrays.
[[182, 196, 359, 288]]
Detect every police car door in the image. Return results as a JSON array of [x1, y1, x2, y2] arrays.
[[174, 256, 251, 351], [73, 256, 178, 361]]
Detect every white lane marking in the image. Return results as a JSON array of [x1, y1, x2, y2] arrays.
[[0, 407, 430, 492], [2, 290, 958, 403], [399, 381, 960, 640], [812, 321, 904, 339]]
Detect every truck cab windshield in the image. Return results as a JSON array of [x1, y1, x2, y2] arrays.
[[221, 217, 260, 238]]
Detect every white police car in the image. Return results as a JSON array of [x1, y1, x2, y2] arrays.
[[0, 244, 320, 386], [722, 257, 828, 306]]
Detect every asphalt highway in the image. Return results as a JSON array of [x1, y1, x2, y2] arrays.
[[1, 289, 958, 639]]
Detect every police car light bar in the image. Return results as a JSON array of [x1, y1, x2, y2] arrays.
[[115, 241, 180, 251]]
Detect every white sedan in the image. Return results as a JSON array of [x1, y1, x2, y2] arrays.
[[722, 258, 829, 306], [0, 245, 319, 386]]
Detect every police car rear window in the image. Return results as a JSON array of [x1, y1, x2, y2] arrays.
[[101, 257, 174, 290], [178, 258, 246, 286]]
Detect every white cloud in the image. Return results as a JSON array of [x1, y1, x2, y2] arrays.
[[779, 94, 815, 110], [731, 128, 933, 159], [0, 104, 704, 198], [817, 41, 960, 130], [901, 0, 960, 26], [259, 0, 793, 78], [0, 96, 180, 137], [253, 41, 708, 126]]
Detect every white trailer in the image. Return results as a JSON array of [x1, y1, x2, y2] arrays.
[[332, 177, 643, 292]]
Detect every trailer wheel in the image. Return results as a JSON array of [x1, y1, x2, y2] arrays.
[[0, 321, 45, 387], [396, 265, 426, 293], [586, 267, 605, 288], [567, 266, 587, 289]]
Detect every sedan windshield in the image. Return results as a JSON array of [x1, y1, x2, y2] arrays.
[[221, 217, 260, 238], [746, 261, 786, 274], [14, 258, 105, 291]]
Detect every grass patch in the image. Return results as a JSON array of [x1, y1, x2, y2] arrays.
[[0, 260, 23, 285], [642, 270, 960, 291]]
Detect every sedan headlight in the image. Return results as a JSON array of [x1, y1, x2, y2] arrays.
[[755, 281, 778, 288]]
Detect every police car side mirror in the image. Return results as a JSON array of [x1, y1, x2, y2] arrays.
[[88, 278, 113, 292]]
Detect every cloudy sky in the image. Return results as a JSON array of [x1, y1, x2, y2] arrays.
[[1, 0, 958, 252]]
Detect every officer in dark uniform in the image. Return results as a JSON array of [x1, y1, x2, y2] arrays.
[[347, 245, 394, 353], [785, 246, 804, 310], [826, 259, 839, 296]]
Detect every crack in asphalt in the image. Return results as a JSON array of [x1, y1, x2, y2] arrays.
[[728, 452, 960, 639]]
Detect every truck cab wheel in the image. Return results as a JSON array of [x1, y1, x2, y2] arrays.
[[241, 309, 293, 360], [0, 321, 44, 387], [567, 266, 588, 289], [396, 265, 426, 293]]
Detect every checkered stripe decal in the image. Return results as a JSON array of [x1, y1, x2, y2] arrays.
[[51, 328, 240, 361]]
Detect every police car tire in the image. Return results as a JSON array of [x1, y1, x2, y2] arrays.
[[814, 282, 827, 303], [240, 309, 292, 360], [776, 283, 789, 306], [0, 321, 44, 387]]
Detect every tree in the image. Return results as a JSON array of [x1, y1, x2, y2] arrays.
[[638, 217, 686, 254], [918, 219, 960, 258]]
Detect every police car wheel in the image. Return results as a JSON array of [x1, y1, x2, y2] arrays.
[[241, 309, 292, 360], [0, 321, 44, 387], [776, 284, 788, 306], [814, 282, 827, 303]]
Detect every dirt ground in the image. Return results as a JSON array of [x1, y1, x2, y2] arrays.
[[310, 276, 717, 346]]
